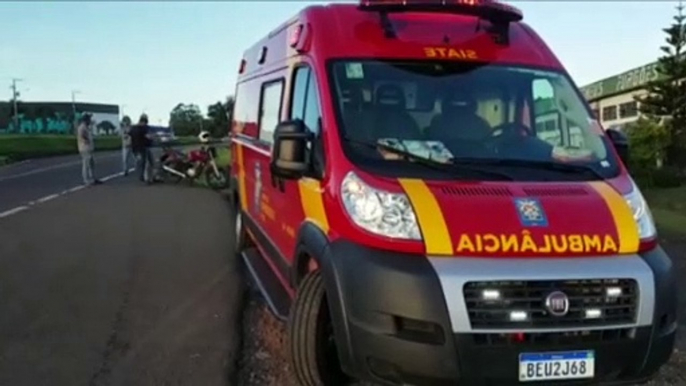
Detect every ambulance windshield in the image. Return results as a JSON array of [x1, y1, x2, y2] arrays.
[[329, 60, 620, 181]]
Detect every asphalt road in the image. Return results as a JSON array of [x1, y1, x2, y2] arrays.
[[0, 150, 129, 215], [0, 159, 245, 386], [0, 144, 202, 216]]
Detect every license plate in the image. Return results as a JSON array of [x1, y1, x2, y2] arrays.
[[519, 351, 595, 382]]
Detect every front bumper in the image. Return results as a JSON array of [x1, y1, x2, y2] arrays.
[[322, 240, 678, 386]]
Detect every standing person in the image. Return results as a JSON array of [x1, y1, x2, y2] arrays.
[[121, 115, 135, 176], [76, 113, 102, 186], [130, 114, 154, 183]]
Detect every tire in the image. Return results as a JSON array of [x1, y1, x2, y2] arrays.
[[206, 168, 229, 190], [231, 195, 253, 256], [289, 270, 350, 386]]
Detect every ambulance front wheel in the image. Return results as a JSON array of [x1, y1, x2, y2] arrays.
[[231, 198, 253, 257], [288, 270, 350, 386]]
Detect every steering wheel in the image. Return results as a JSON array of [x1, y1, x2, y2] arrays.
[[482, 122, 535, 153]]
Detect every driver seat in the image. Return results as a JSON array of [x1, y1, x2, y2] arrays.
[[371, 84, 423, 140], [429, 90, 491, 142]]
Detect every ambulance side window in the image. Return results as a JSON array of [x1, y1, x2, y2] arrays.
[[258, 79, 284, 144], [290, 67, 310, 121], [290, 65, 325, 174], [303, 72, 321, 136], [532, 78, 562, 147]]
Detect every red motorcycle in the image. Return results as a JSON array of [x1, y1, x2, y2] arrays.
[[158, 141, 228, 190]]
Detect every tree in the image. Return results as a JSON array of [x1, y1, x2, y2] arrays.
[[226, 95, 235, 123], [635, 1, 686, 169], [97, 120, 116, 135], [626, 117, 670, 169], [205, 96, 235, 138], [169, 103, 203, 137]]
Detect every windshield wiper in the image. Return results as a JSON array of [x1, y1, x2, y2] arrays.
[[343, 137, 514, 181], [452, 157, 605, 179]]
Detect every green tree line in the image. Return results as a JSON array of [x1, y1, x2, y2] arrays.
[[626, 2, 686, 187], [169, 96, 234, 139]]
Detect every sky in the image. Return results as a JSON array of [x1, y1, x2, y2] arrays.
[[0, 1, 680, 126]]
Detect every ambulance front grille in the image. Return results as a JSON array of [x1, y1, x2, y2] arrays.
[[472, 328, 633, 347], [522, 186, 589, 196], [463, 279, 638, 329], [439, 186, 512, 197]]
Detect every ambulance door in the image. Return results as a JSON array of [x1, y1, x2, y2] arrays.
[[272, 64, 326, 264], [234, 79, 264, 234], [251, 77, 286, 273]]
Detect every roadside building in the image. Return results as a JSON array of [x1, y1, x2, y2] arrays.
[[0, 101, 120, 135], [579, 61, 659, 131]]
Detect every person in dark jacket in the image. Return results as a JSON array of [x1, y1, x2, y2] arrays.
[[130, 114, 154, 183]]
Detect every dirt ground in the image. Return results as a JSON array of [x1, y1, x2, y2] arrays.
[[236, 238, 686, 386], [236, 297, 685, 386]]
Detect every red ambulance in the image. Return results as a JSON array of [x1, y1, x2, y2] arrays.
[[228, 0, 678, 385]]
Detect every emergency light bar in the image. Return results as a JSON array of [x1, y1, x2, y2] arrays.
[[359, 0, 523, 44]]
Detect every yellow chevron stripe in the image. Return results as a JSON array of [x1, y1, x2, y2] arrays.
[[299, 178, 330, 234], [399, 179, 453, 255], [235, 143, 248, 211], [588, 182, 640, 254]]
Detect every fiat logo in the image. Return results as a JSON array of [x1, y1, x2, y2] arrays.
[[545, 291, 569, 316]]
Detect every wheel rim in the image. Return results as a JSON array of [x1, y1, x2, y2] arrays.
[[235, 210, 242, 243], [208, 171, 227, 188]]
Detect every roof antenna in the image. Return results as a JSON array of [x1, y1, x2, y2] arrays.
[[475, 17, 510, 46], [487, 20, 510, 45], [379, 11, 396, 38]]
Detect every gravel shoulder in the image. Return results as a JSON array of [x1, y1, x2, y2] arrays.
[[236, 296, 685, 386], [236, 237, 686, 386]]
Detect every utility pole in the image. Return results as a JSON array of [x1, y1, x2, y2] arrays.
[[71, 90, 81, 118], [10, 78, 23, 132]]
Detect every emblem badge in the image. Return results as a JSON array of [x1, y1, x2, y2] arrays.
[[545, 291, 570, 317], [514, 198, 548, 227]]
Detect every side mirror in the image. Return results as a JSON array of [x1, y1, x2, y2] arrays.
[[605, 128, 629, 166], [271, 120, 312, 180]]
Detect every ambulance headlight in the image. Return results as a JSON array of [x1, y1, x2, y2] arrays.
[[624, 179, 657, 240], [341, 171, 421, 240]]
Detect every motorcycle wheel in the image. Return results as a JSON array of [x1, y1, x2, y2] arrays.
[[206, 168, 229, 190]]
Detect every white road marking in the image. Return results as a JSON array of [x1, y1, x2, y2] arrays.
[[101, 172, 124, 182], [68, 185, 85, 193], [36, 194, 59, 203], [0, 167, 137, 220], [0, 206, 29, 218]]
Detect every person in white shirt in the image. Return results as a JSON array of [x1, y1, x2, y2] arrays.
[[76, 113, 101, 186], [121, 115, 134, 175]]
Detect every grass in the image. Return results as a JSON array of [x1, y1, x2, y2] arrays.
[[0, 134, 200, 164], [193, 146, 232, 189], [0, 134, 121, 161], [644, 186, 686, 238], [215, 146, 232, 168]]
